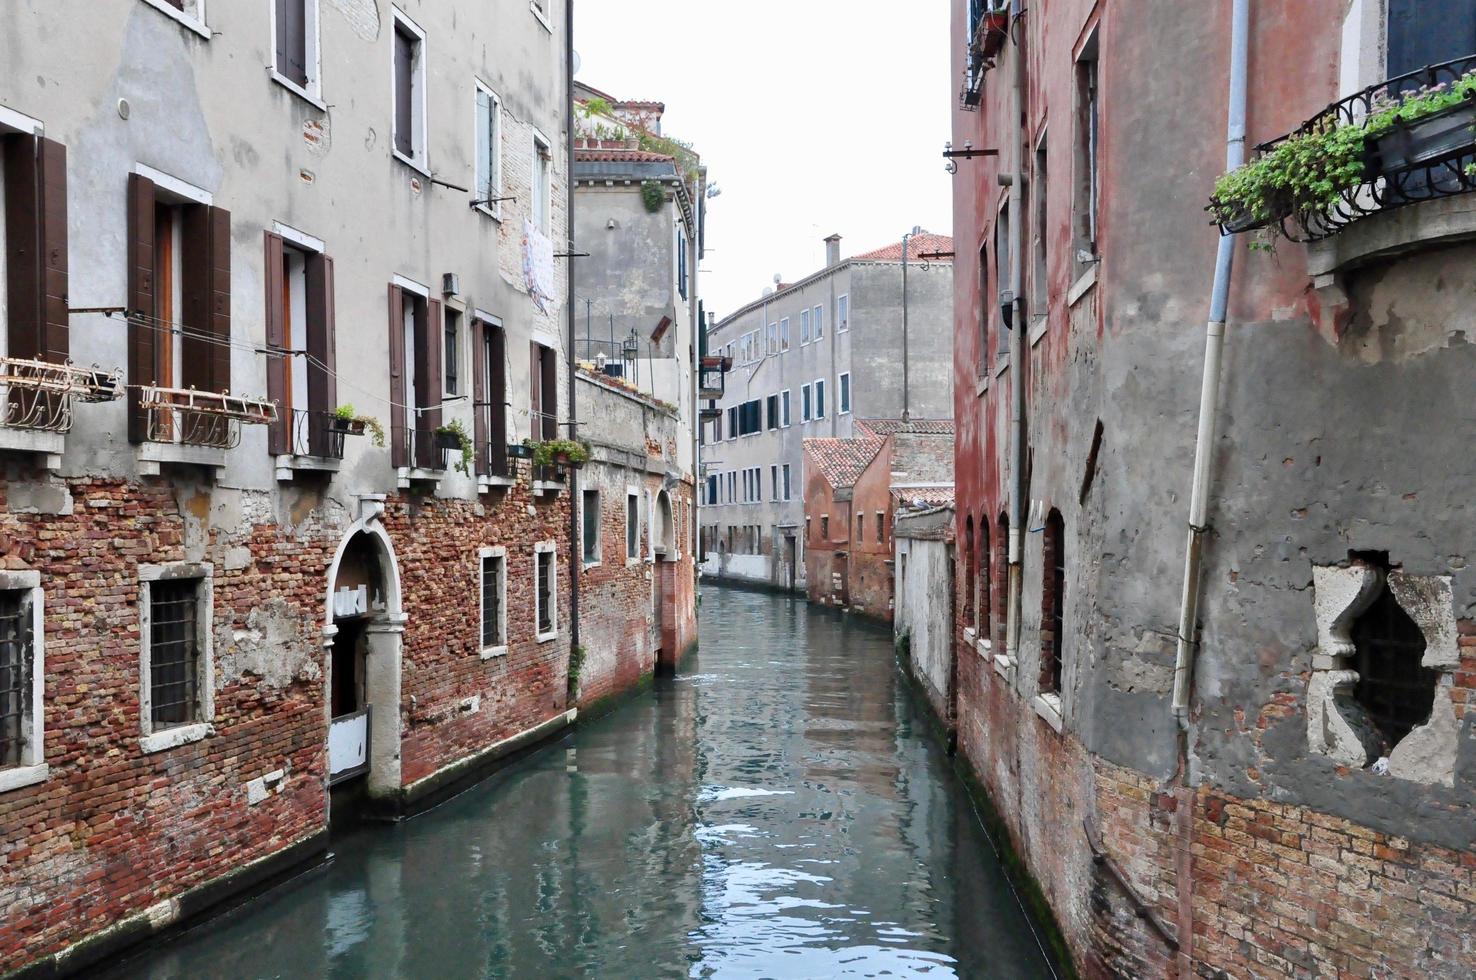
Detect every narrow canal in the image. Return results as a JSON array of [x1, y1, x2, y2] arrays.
[[116, 587, 1055, 979]]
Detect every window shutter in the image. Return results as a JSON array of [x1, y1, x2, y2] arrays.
[[263, 232, 288, 454], [387, 284, 407, 468], [180, 205, 213, 392], [207, 207, 232, 394], [490, 324, 507, 475], [126, 173, 157, 443], [417, 297, 441, 469], [306, 253, 337, 457], [471, 318, 488, 476], [540, 345, 557, 440], [37, 138, 68, 363], [3, 134, 41, 362], [394, 30, 414, 157], [277, 0, 309, 87], [475, 89, 492, 199], [1387, 0, 1476, 79], [528, 341, 541, 441]]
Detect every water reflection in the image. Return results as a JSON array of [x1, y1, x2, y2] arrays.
[[113, 588, 1051, 979]]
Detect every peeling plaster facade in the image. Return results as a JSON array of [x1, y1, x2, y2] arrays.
[[950, 1, 1476, 976]]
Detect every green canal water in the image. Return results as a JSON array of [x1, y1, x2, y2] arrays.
[[111, 587, 1055, 979]]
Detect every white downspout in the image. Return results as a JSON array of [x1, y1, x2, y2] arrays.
[[1172, 0, 1251, 726], [1005, 1, 1027, 670]]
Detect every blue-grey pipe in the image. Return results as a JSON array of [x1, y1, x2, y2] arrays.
[[1172, 0, 1251, 725]]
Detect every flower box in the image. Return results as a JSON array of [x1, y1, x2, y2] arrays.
[[435, 430, 462, 451], [1366, 97, 1476, 175], [329, 416, 366, 436]]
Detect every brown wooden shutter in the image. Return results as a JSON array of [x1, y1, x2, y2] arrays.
[[528, 341, 541, 442], [306, 253, 337, 457], [2, 134, 41, 362], [387, 283, 407, 468], [418, 297, 442, 468], [180, 205, 213, 392], [540, 345, 557, 440], [393, 29, 414, 157], [263, 232, 288, 454], [126, 173, 157, 442], [207, 207, 231, 393], [490, 324, 507, 475], [471, 318, 487, 476], [276, 0, 308, 87], [37, 138, 68, 363]]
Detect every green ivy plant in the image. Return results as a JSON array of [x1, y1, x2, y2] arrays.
[[530, 438, 590, 469], [1211, 70, 1476, 243], [434, 419, 474, 476], [332, 403, 385, 447], [641, 180, 666, 213]]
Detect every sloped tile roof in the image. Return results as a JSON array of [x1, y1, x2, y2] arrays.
[[855, 418, 955, 438], [851, 233, 954, 263], [574, 147, 677, 164], [891, 485, 956, 508], [804, 437, 883, 490]]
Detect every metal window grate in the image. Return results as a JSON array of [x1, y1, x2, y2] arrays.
[[536, 551, 553, 635], [150, 580, 200, 729], [1353, 585, 1437, 750], [481, 556, 504, 648], [0, 592, 32, 768]]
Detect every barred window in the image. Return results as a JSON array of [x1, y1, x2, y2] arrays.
[[536, 547, 555, 637], [480, 553, 506, 651], [0, 591, 35, 769], [149, 579, 202, 729]]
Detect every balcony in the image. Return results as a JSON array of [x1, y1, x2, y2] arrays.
[[395, 428, 448, 489], [137, 386, 276, 476], [1212, 57, 1476, 246], [0, 358, 121, 470], [476, 401, 516, 493], [960, 1, 1009, 109], [274, 409, 348, 481]]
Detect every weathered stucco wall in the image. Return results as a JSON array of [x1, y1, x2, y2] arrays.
[[896, 516, 954, 728]]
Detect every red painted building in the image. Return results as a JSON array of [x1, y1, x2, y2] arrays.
[[950, 1, 1476, 976]]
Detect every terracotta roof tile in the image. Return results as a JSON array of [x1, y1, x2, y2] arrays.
[[851, 233, 954, 263], [574, 147, 677, 164], [855, 418, 955, 438], [804, 437, 883, 490], [891, 485, 956, 508]]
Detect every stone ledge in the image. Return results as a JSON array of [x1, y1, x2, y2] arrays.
[[0, 427, 63, 471], [1308, 193, 1476, 277]]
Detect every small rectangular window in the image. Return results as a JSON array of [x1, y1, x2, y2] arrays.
[[626, 492, 640, 559], [801, 383, 812, 422], [835, 295, 847, 333], [1032, 135, 1049, 312], [582, 490, 600, 564], [838, 373, 851, 414], [813, 304, 824, 339], [821, 515, 830, 538], [995, 202, 1011, 339], [444, 307, 460, 396], [392, 11, 426, 165], [766, 393, 780, 430], [770, 464, 779, 501], [535, 545, 556, 638], [858, 513, 865, 541], [273, 0, 317, 95], [876, 511, 885, 544], [815, 378, 826, 419], [474, 82, 502, 215], [148, 578, 204, 730], [766, 322, 778, 356], [480, 551, 506, 652], [532, 134, 552, 234], [1073, 31, 1100, 272], [780, 317, 790, 351], [0, 587, 39, 773], [782, 464, 792, 501], [781, 390, 791, 427], [800, 308, 811, 345], [978, 240, 990, 374]]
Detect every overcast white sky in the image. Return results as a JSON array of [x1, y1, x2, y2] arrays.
[[575, 0, 954, 319]]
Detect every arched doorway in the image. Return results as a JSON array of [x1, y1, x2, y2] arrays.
[[324, 497, 405, 803]]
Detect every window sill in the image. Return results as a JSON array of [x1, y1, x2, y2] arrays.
[[963, 626, 977, 645], [0, 427, 64, 471], [0, 763, 49, 794], [1032, 692, 1064, 733], [478, 473, 518, 493], [993, 353, 1010, 379], [993, 652, 1015, 679], [529, 1, 554, 33], [274, 454, 341, 482], [473, 203, 504, 223], [1068, 265, 1099, 307], [536, 630, 558, 644], [975, 636, 993, 657], [1028, 314, 1049, 348], [583, 559, 601, 569], [396, 466, 445, 490], [532, 480, 566, 496], [480, 645, 508, 661], [137, 442, 226, 477], [139, 0, 210, 38], [140, 722, 213, 755], [975, 373, 990, 397], [392, 148, 432, 179], [269, 71, 326, 112]]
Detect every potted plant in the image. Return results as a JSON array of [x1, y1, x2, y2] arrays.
[[1365, 88, 1476, 176], [530, 438, 590, 470], [434, 420, 474, 475], [330, 404, 385, 446], [507, 440, 535, 460], [975, 0, 1010, 58]]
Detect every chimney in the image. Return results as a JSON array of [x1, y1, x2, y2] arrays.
[[824, 234, 842, 268]]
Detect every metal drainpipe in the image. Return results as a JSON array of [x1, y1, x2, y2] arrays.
[[1172, 0, 1250, 729], [901, 230, 912, 424], [564, 0, 580, 669], [1005, 2, 1027, 671]]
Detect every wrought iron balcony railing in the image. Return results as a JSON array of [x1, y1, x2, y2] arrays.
[[1253, 56, 1476, 242], [286, 409, 347, 460], [141, 386, 277, 450], [0, 357, 121, 434]]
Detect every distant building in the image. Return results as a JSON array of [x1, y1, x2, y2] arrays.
[[894, 503, 956, 730], [699, 235, 953, 592], [803, 420, 953, 620]]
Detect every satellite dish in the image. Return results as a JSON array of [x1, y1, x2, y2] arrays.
[[772, 273, 782, 284], [572, 50, 582, 75]]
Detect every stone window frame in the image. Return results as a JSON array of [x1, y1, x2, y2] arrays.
[[138, 562, 215, 755], [644, 488, 656, 565], [0, 570, 47, 794], [389, 6, 430, 177], [580, 488, 601, 568], [533, 541, 558, 644], [1308, 562, 1461, 786], [268, 0, 326, 110], [625, 487, 641, 565], [139, 0, 210, 40], [478, 546, 508, 659]]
